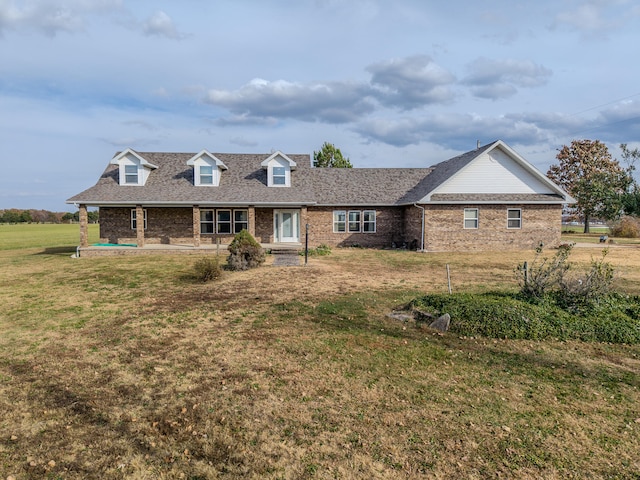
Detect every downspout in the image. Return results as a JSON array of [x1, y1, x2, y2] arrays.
[[413, 204, 425, 252]]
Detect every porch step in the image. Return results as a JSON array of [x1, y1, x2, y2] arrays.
[[269, 247, 302, 254]]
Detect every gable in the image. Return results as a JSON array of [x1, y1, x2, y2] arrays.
[[109, 149, 158, 186], [261, 151, 297, 187], [420, 142, 572, 203], [436, 147, 554, 195]]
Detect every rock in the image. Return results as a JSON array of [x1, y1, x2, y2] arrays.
[[386, 312, 414, 322], [429, 313, 450, 332], [411, 308, 435, 322]]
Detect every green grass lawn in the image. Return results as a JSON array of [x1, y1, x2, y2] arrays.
[[0, 223, 99, 250]]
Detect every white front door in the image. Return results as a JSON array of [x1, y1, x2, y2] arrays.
[[274, 209, 300, 243]]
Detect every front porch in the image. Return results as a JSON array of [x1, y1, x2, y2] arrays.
[[76, 204, 309, 253]]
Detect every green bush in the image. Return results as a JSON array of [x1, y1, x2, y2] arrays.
[[227, 229, 265, 271], [193, 256, 222, 282], [410, 292, 640, 344], [301, 243, 332, 256]]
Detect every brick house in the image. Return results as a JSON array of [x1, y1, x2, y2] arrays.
[[67, 140, 574, 252]]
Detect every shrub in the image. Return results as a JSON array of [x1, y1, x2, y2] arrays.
[[518, 244, 615, 309], [517, 243, 572, 300], [410, 292, 640, 343], [193, 256, 222, 282], [610, 216, 640, 238], [227, 229, 265, 271], [557, 249, 615, 309], [301, 243, 332, 256]]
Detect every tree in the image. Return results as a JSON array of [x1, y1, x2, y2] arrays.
[[313, 142, 353, 168], [619, 143, 640, 216], [547, 139, 633, 233]]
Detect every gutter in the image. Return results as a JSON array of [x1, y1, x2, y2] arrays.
[[414, 204, 425, 252]]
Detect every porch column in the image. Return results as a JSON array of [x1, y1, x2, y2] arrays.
[[136, 204, 145, 248], [300, 206, 308, 245], [192, 205, 201, 247], [248, 206, 256, 237], [79, 204, 89, 248]]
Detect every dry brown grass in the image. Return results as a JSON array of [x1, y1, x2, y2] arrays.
[[1, 243, 640, 479]]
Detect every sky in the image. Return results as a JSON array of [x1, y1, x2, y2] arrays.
[[1, 0, 640, 212]]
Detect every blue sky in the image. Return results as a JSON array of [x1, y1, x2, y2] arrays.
[[1, 0, 639, 211]]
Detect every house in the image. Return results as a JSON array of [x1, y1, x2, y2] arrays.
[[67, 140, 574, 254]]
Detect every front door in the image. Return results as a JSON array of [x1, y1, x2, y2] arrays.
[[274, 209, 300, 243]]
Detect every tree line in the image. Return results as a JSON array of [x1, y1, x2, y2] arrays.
[[0, 209, 99, 224]]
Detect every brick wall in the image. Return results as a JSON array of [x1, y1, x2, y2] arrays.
[[98, 204, 562, 251], [100, 207, 196, 244], [306, 206, 405, 248], [255, 208, 274, 243], [423, 204, 562, 252]]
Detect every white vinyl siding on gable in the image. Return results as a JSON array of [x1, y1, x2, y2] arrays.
[[262, 153, 295, 187], [112, 150, 156, 186], [187, 151, 227, 187], [433, 148, 556, 196]]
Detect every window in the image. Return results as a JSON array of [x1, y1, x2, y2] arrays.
[[333, 210, 377, 233], [217, 210, 232, 234], [125, 165, 138, 184], [272, 166, 286, 185], [333, 211, 346, 232], [234, 210, 248, 233], [131, 209, 147, 229], [348, 211, 361, 232], [508, 209, 522, 229], [199, 165, 214, 185], [464, 208, 478, 229], [200, 209, 249, 234], [200, 210, 215, 234], [363, 210, 376, 232]]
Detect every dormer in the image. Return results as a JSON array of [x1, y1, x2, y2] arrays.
[[187, 150, 228, 186], [110, 149, 158, 186], [261, 151, 297, 187]]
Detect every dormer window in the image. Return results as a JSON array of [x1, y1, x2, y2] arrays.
[[199, 165, 214, 185], [187, 150, 228, 187], [273, 167, 286, 185], [110, 148, 158, 186], [125, 165, 138, 184], [261, 151, 297, 187]]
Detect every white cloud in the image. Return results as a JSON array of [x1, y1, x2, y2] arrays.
[[462, 57, 552, 99], [366, 55, 456, 109], [142, 10, 183, 40], [204, 78, 376, 123], [0, 0, 122, 36]]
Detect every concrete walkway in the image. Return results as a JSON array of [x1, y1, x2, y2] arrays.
[[272, 252, 301, 266]]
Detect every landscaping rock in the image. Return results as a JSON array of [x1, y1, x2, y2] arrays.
[[429, 313, 450, 332]]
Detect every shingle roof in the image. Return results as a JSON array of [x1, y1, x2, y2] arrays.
[[309, 168, 432, 205], [68, 152, 318, 206], [67, 143, 571, 207]]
